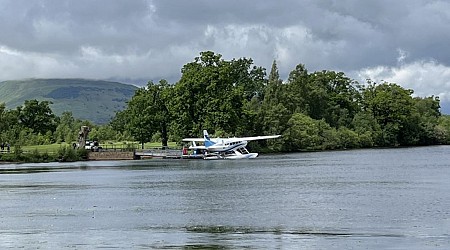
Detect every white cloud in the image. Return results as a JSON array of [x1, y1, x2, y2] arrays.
[[357, 60, 450, 101], [396, 48, 409, 65]]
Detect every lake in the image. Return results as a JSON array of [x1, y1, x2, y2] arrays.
[[1, 146, 450, 249]]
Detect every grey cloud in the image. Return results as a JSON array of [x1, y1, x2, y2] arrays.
[[0, 0, 450, 95]]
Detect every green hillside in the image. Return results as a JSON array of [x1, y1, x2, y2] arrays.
[[0, 78, 138, 124]]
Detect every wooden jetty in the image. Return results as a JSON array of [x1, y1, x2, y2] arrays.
[[88, 148, 192, 160], [134, 149, 183, 159]]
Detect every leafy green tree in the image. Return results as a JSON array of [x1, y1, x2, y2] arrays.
[[0, 103, 6, 132], [414, 96, 441, 145], [286, 68, 360, 128], [171, 51, 221, 138], [117, 79, 173, 148], [312, 71, 360, 128], [89, 125, 118, 142], [284, 64, 309, 114], [123, 88, 155, 149], [172, 51, 265, 138], [17, 100, 57, 136], [145, 79, 172, 147], [110, 110, 133, 141], [0, 105, 20, 143], [337, 127, 359, 149], [264, 60, 283, 107], [260, 61, 290, 139], [282, 113, 322, 151], [351, 111, 382, 147], [318, 120, 340, 150], [111, 109, 128, 133], [54, 111, 77, 143], [437, 115, 450, 144], [234, 60, 267, 137], [361, 81, 417, 146]]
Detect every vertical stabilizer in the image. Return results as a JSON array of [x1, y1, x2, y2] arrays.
[[203, 130, 215, 147]]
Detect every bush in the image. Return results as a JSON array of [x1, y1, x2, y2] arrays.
[[57, 145, 80, 162], [337, 127, 360, 149], [28, 148, 42, 162], [76, 148, 89, 160], [0, 153, 15, 162]]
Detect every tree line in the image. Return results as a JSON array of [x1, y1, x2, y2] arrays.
[[0, 99, 131, 147], [112, 51, 450, 151], [2, 50, 450, 153]]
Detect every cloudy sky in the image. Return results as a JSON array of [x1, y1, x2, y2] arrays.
[[1, 0, 450, 107]]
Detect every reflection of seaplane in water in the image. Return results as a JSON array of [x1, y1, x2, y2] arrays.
[[182, 130, 281, 159]]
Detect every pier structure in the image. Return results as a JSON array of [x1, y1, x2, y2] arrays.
[[134, 149, 183, 159], [87, 148, 188, 160]]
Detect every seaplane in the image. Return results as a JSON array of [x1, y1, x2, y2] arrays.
[[182, 130, 281, 159]]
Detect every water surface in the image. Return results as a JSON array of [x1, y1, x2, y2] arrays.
[[1, 146, 450, 249]]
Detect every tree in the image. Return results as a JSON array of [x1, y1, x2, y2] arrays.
[[118, 80, 173, 148], [89, 125, 118, 142], [146, 79, 172, 148], [313, 71, 360, 128], [260, 60, 290, 137], [351, 111, 382, 147], [437, 115, 450, 144], [264, 60, 283, 107], [282, 113, 322, 151], [111, 109, 128, 133], [0, 103, 5, 130], [0, 106, 21, 144], [171, 51, 265, 139], [54, 111, 77, 143], [123, 88, 156, 149], [361, 81, 416, 146], [286, 69, 360, 128], [414, 96, 441, 145], [284, 64, 309, 114], [17, 100, 57, 136]]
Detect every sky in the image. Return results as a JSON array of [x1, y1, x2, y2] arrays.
[[1, 0, 450, 109]]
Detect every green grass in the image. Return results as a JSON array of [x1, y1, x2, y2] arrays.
[[22, 143, 70, 153]]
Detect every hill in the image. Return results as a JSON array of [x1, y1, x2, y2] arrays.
[[0, 78, 138, 124]]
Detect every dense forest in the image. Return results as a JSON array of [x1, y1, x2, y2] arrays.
[[2, 51, 450, 153]]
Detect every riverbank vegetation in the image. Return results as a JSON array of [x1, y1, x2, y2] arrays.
[[0, 145, 86, 163], [1, 50, 450, 162]]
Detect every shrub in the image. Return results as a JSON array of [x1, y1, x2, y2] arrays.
[[76, 148, 89, 160], [0, 153, 15, 162], [57, 145, 79, 162]]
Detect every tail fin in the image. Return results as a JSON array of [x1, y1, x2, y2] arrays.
[[203, 130, 214, 147]]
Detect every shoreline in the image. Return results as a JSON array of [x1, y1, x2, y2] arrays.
[[1, 144, 449, 164]]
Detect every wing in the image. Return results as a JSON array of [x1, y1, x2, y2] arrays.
[[183, 137, 207, 150], [189, 145, 207, 150], [182, 138, 204, 142], [240, 135, 281, 141]]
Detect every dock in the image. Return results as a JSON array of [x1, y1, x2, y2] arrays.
[[134, 149, 183, 159], [87, 148, 200, 160]]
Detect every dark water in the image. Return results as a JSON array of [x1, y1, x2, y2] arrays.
[[1, 146, 450, 249]]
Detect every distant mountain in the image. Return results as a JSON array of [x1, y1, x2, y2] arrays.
[[0, 78, 138, 124]]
